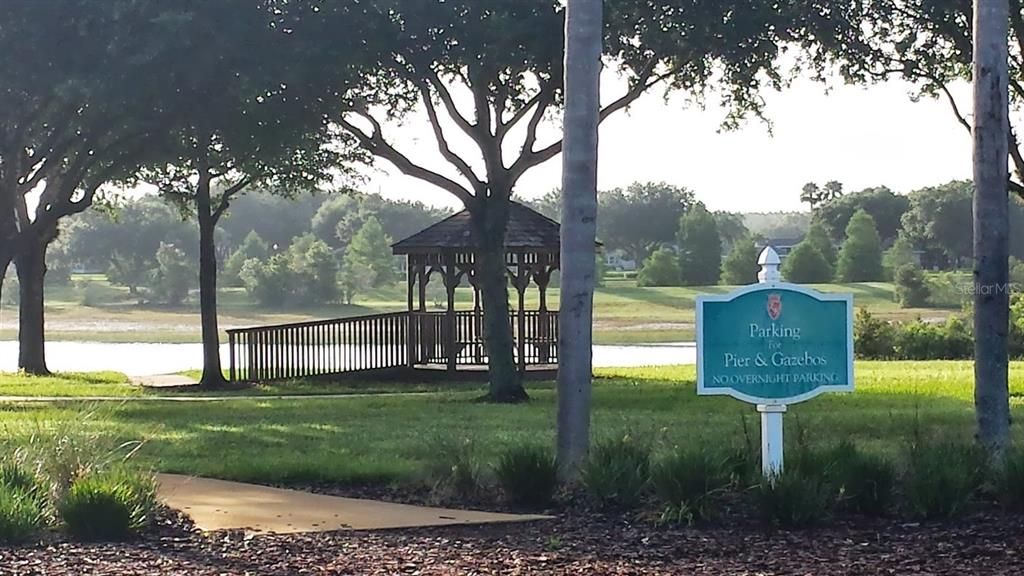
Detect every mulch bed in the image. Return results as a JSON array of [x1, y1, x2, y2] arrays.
[[2, 501, 1024, 575]]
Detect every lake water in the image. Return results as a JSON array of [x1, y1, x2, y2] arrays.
[[0, 341, 696, 376]]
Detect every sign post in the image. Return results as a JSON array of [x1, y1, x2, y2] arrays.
[[696, 247, 853, 478]]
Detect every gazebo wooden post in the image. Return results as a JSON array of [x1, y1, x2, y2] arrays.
[[443, 252, 458, 373], [472, 269, 483, 364], [515, 254, 528, 373], [405, 258, 416, 369], [536, 262, 552, 364]]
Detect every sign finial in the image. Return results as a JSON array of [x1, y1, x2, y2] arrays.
[[757, 246, 781, 283]]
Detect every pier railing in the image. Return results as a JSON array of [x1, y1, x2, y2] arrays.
[[226, 310, 558, 383]]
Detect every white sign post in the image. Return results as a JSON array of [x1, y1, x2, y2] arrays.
[[756, 247, 785, 477]]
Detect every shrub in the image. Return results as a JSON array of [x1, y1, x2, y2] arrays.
[[904, 440, 983, 520], [894, 318, 972, 360], [0, 484, 44, 544], [240, 254, 291, 307], [836, 209, 884, 282], [650, 448, 729, 523], [830, 444, 896, 516], [58, 469, 156, 541], [757, 469, 832, 528], [494, 445, 558, 510], [581, 436, 650, 509], [720, 237, 758, 285], [894, 264, 930, 308], [1, 271, 18, 306], [150, 242, 195, 306], [994, 448, 1024, 511], [637, 248, 680, 287], [0, 461, 41, 497], [853, 308, 897, 359], [424, 437, 482, 500], [781, 242, 832, 283]]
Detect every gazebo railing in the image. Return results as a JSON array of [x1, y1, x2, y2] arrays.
[[411, 310, 558, 366]]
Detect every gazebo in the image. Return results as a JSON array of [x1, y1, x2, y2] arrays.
[[391, 202, 561, 374]]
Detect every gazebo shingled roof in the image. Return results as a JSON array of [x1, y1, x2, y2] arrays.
[[391, 202, 561, 254]]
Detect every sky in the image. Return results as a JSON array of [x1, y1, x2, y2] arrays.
[[358, 73, 975, 214]]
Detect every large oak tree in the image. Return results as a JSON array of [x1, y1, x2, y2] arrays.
[[306, 0, 836, 402]]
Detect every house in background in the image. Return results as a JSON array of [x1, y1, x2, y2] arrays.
[[755, 236, 804, 261], [604, 249, 637, 272]]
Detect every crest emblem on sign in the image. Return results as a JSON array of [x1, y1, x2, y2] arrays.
[[767, 293, 782, 320]]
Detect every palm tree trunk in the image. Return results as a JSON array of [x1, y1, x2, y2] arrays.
[[557, 0, 602, 478], [973, 0, 1011, 459]]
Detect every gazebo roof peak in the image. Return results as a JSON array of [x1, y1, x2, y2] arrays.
[[391, 201, 561, 255]]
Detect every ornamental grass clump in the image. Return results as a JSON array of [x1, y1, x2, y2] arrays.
[[829, 443, 896, 517], [57, 469, 157, 541], [0, 461, 45, 544], [423, 436, 482, 500], [903, 439, 984, 520], [650, 447, 729, 524], [581, 435, 650, 510], [756, 467, 833, 528], [995, 448, 1024, 511], [494, 444, 558, 510]]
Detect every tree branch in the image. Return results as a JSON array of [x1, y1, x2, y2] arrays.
[[415, 80, 484, 192], [338, 112, 475, 206], [212, 176, 254, 222]]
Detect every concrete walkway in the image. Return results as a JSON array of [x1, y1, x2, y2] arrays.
[[131, 373, 196, 388], [0, 390, 436, 403], [157, 474, 549, 534]]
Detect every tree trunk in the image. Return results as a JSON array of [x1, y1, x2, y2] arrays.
[[973, 0, 1011, 460], [557, 0, 601, 478], [196, 168, 227, 388], [15, 232, 51, 375], [473, 197, 527, 403]]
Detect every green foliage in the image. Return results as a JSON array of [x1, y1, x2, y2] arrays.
[[0, 484, 44, 544], [719, 237, 758, 285], [757, 469, 833, 528], [636, 248, 680, 287], [814, 186, 909, 246], [338, 259, 374, 305], [1011, 256, 1024, 287], [598, 183, 696, 262], [344, 216, 396, 289], [288, 235, 339, 305], [222, 231, 269, 287], [894, 317, 972, 360], [853, 308, 897, 359], [994, 448, 1024, 511], [150, 243, 195, 306], [830, 443, 896, 516], [901, 181, 973, 268], [803, 221, 837, 266], [494, 445, 558, 510], [424, 436, 481, 500], [581, 436, 650, 510], [883, 236, 917, 280], [240, 254, 292, 308], [594, 253, 607, 288], [836, 209, 884, 282], [650, 448, 729, 524], [58, 469, 156, 541], [904, 440, 983, 520], [781, 242, 833, 283], [893, 264, 929, 308], [677, 203, 721, 286]]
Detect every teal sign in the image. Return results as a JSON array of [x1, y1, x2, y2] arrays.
[[697, 283, 853, 404]]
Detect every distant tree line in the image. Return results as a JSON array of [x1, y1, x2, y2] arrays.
[[10, 191, 446, 308]]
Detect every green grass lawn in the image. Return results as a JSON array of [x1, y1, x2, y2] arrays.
[[0, 274, 957, 345], [0, 362, 1020, 487]]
